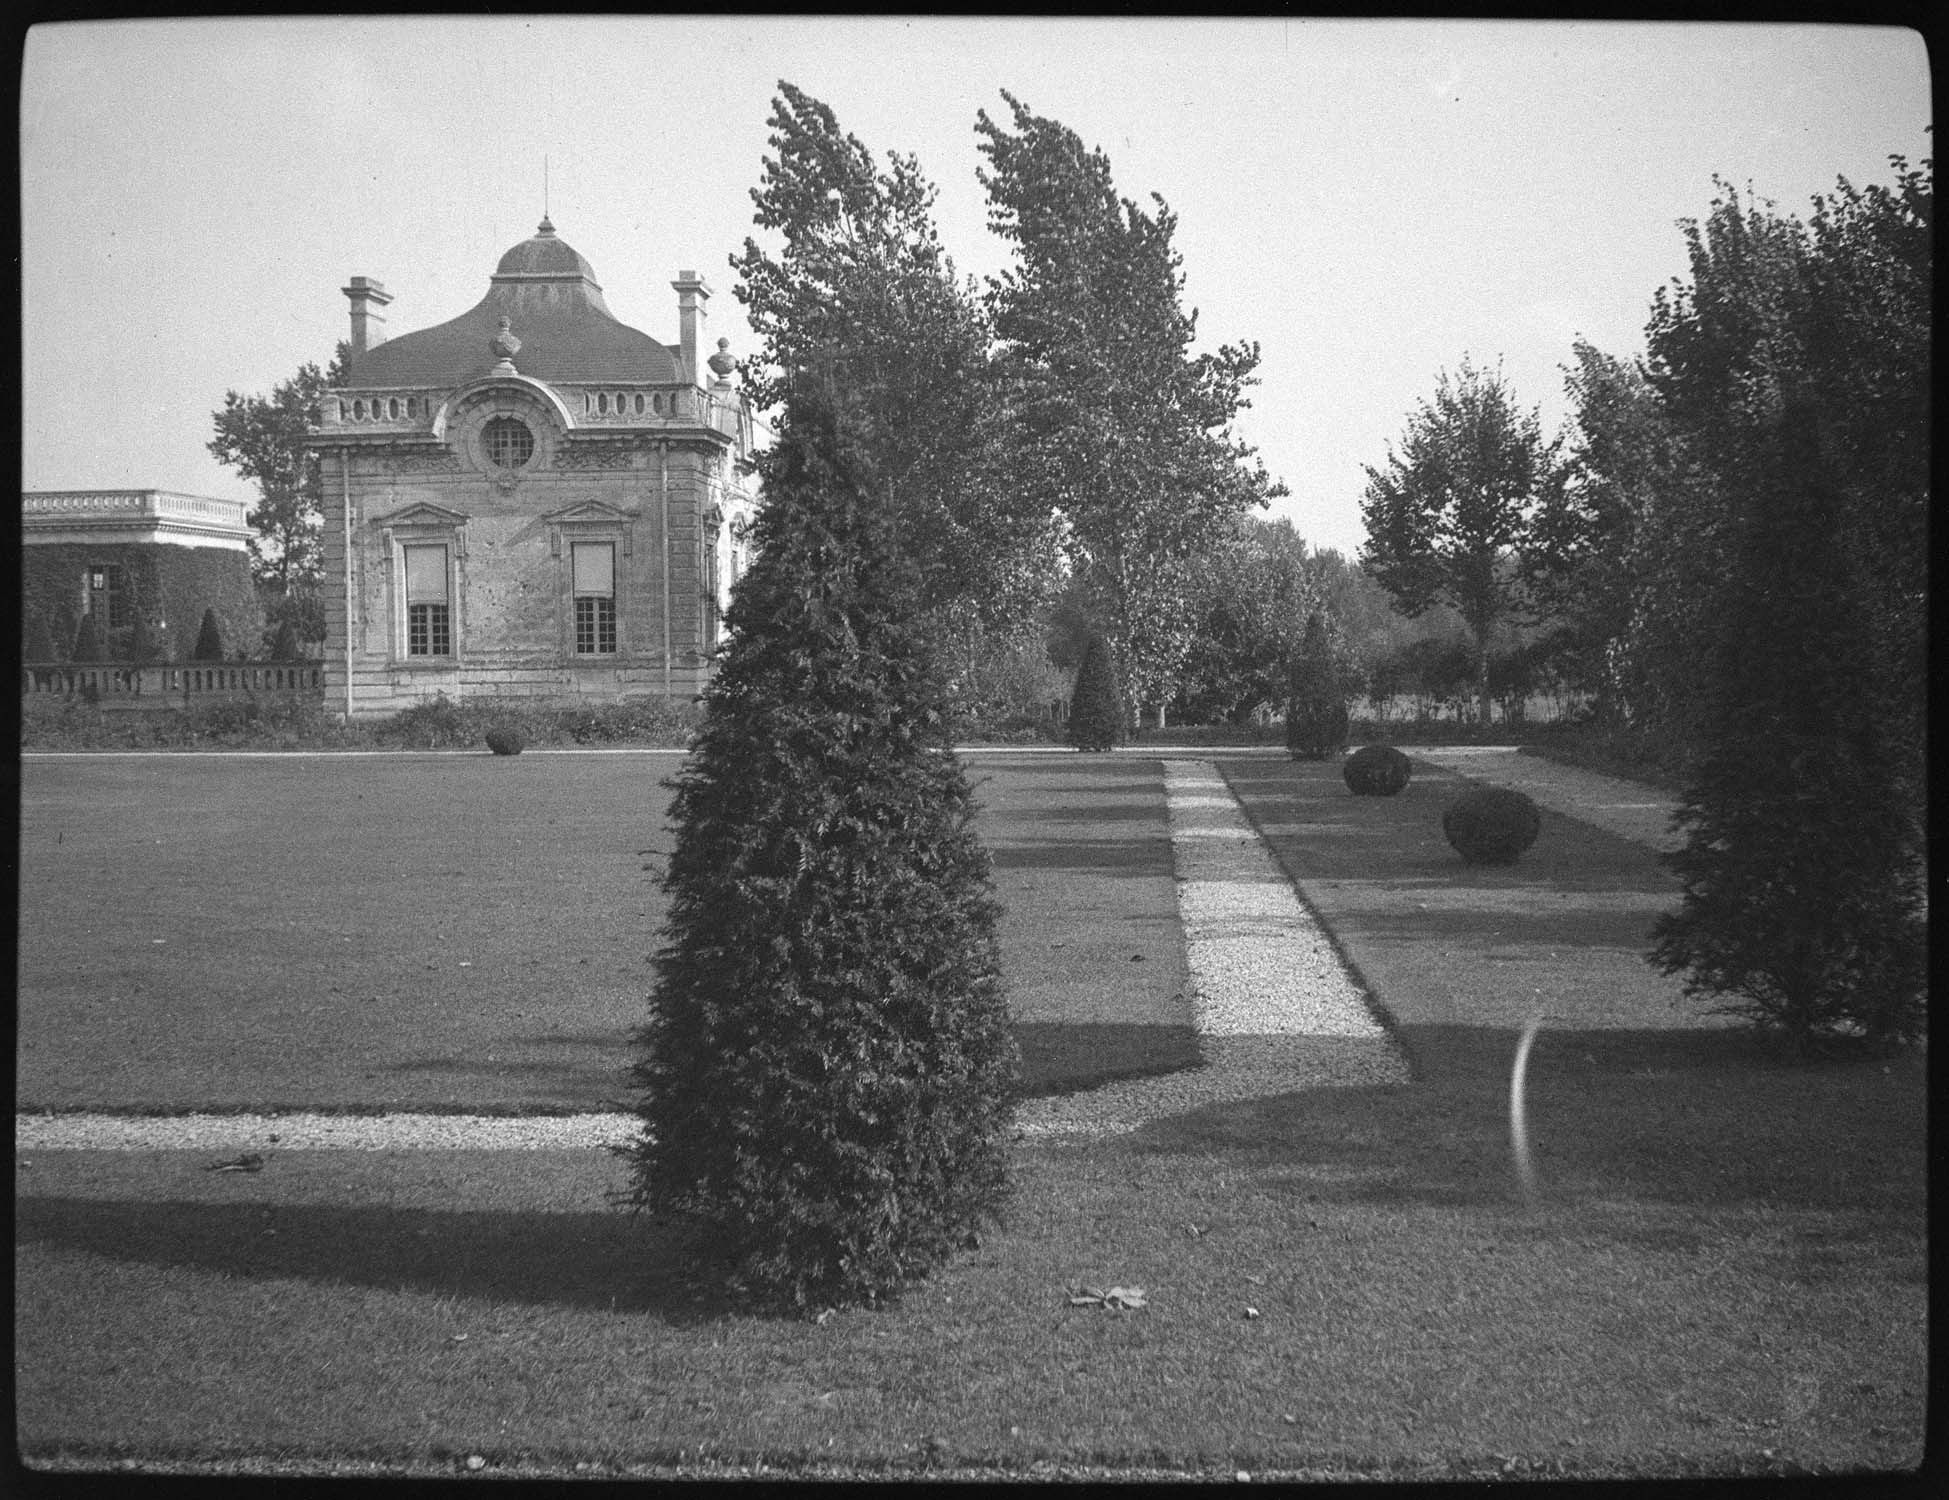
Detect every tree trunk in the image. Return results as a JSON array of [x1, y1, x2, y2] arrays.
[[1476, 632, 1493, 729]]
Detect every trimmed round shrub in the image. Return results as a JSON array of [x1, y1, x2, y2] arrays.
[[1442, 786, 1542, 865], [1285, 612, 1349, 760], [484, 726, 526, 756], [1068, 634, 1122, 752], [1344, 743, 1412, 797]]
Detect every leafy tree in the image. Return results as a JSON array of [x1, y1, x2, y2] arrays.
[[978, 91, 1283, 725], [616, 373, 1017, 1314], [734, 83, 1054, 628], [1539, 340, 1699, 730], [207, 344, 348, 646], [1067, 633, 1123, 752], [1585, 161, 1932, 793], [1284, 612, 1349, 760], [932, 605, 1068, 730], [191, 608, 225, 663], [1175, 517, 1326, 725], [1359, 358, 1567, 728], [1650, 405, 1924, 1050]]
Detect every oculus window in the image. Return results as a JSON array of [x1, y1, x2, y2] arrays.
[[482, 416, 535, 470]]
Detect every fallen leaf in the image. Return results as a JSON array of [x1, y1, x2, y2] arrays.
[[1245, 1307, 1260, 1319], [207, 1153, 264, 1173]]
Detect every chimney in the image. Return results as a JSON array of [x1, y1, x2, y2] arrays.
[[671, 270, 709, 385], [342, 276, 393, 355]]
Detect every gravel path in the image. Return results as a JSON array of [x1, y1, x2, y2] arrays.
[[1409, 747, 1683, 853], [1014, 759, 1408, 1139]]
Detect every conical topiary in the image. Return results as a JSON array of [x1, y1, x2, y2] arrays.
[[269, 617, 300, 662], [192, 608, 225, 663], [1442, 786, 1542, 865], [72, 612, 104, 663], [1285, 612, 1349, 760], [616, 375, 1018, 1315], [1068, 633, 1122, 752]]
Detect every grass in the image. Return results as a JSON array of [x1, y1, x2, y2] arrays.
[[12, 750, 1929, 1479], [16, 754, 1194, 1112]]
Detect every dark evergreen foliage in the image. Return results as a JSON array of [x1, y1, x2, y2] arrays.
[[267, 617, 300, 662], [1442, 786, 1542, 865], [128, 611, 161, 665], [617, 377, 1018, 1314], [1067, 634, 1123, 751], [1649, 408, 1925, 1051], [192, 608, 226, 663], [1284, 612, 1349, 760], [71, 612, 104, 664], [24, 611, 60, 664], [1343, 744, 1412, 797], [483, 726, 526, 756]]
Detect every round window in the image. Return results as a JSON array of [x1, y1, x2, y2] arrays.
[[483, 416, 535, 470]]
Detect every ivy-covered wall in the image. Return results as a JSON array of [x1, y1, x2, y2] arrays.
[[22, 544, 262, 662]]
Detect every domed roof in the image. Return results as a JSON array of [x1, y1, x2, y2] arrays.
[[343, 218, 682, 389], [493, 216, 600, 281]]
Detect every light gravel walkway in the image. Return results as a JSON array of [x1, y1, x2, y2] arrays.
[[1014, 760, 1409, 1139], [1409, 746, 1684, 854]]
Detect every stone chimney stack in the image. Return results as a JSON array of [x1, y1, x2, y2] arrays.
[[672, 270, 709, 385], [342, 276, 393, 355]]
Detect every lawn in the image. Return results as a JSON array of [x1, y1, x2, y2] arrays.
[[13, 750, 1929, 1480], [15, 753, 1194, 1111]]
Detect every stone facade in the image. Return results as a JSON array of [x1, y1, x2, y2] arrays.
[[316, 218, 758, 719], [20, 490, 260, 661]]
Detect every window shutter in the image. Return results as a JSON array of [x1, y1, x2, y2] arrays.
[[404, 545, 449, 605], [572, 542, 615, 598]]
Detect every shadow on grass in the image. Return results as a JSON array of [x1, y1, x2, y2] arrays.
[[988, 836, 1171, 876], [1125, 1023, 1927, 1224], [1014, 1020, 1201, 1097], [15, 1195, 743, 1323]]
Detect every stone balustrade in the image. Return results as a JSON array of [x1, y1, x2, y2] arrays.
[[21, 662, 324, 705], [22, 490, 252, 529], [324, 391, 436, 429]]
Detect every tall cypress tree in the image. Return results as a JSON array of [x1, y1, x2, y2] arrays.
[[1649, 405, 1925, 1050], [617, 375, 1018, 1313]]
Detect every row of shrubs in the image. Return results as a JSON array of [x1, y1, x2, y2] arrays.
[[1340, 743, 1543, 864], [25, 607, 311, 668], [18, 692, 708, 753]]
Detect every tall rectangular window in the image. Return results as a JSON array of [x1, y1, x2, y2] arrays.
[[88, 564, 131, 629], [572, 541, 617, 655], [403, 544, 451, 657]]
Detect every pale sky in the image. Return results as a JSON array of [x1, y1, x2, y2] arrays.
[[19, 17, 1931, 560]]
